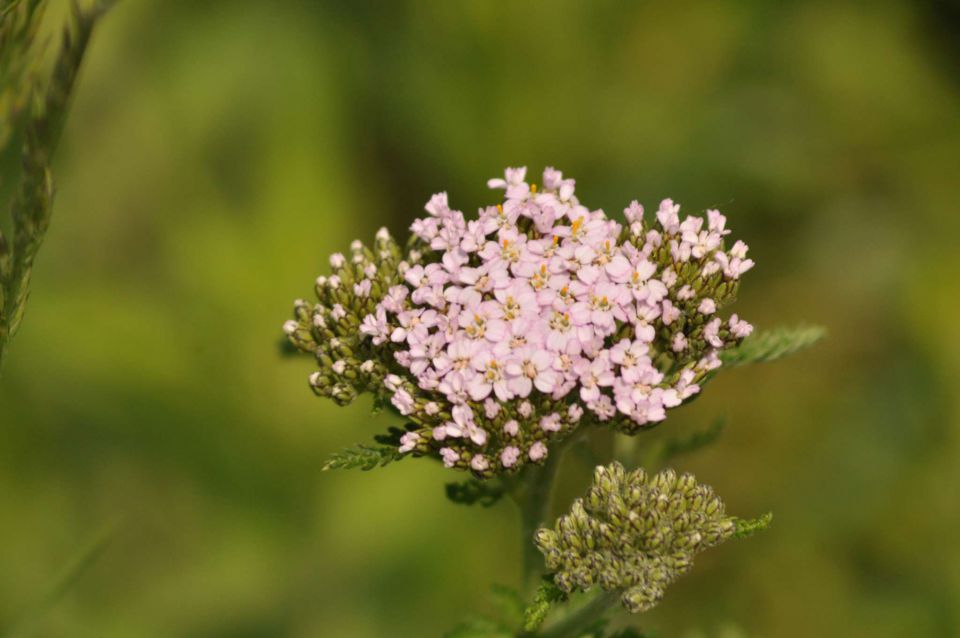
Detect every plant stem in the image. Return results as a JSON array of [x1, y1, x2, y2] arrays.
[[510, 436, 571, 593], [518, 453, 561, 591], [539, 591, 620, 638]]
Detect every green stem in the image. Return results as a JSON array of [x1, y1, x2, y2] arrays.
[[539, 591, 620, 638], [510, 436, 572, 592]]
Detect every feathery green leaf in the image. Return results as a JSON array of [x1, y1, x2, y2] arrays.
[[733, 512, 773, 539], [321, 443, 400, 471], [721, 325, 825, 368], [523, 581, 567, 632]]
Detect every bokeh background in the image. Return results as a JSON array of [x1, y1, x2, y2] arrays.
[[2, 1, 959, 636]]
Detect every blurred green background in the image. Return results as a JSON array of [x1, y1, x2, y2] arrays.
[[1, 1, 959, 636]]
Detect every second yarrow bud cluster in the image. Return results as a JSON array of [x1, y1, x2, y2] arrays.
[[535, 462, 764, 614]]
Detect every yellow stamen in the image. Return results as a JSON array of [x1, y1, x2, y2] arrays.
[[496, 204, 503, 213], [530, 183, 538, 193], [571, 218, 583, 233]]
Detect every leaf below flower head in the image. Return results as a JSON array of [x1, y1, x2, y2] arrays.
[[720, 325, 825, 368], [321, 444, 400, 471]]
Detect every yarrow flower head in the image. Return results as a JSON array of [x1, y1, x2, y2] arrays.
[[284, 167, 755, 476], [535, 462, 766, 613]]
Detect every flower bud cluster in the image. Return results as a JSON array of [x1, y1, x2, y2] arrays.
[[283, 228, 406, 406], [285, 167, 754, 476], [535, 462, 738, 613]]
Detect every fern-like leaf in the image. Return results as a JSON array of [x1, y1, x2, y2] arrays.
[[321, 444, 400, 471], [721, 325, 825, 368], [523, 581, 567, 632], [733, 512, 773, 539]]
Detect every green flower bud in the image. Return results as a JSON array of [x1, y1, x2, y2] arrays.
[[535, 462, 767, 613]]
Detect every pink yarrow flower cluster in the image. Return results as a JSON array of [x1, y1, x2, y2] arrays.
[[362, 168, 751, 473], [286, 167, 754, 477]]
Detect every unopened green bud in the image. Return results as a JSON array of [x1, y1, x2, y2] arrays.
[[535, 462, 767, 614]]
